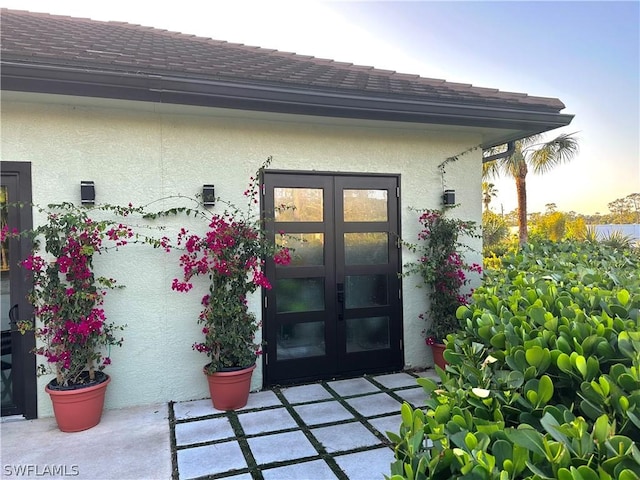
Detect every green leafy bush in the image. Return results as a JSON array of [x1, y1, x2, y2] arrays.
[[388, 240, 640, 480], [482, 211, 510, 250]]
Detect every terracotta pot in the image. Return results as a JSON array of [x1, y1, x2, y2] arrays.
[[45, 373, 110, 432], [430, 343, 447, 370], [205, 364, 256, 410]]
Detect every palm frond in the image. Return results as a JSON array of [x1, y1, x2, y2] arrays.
[[482, 160, 500, 179], [529, 132, 580, 174], [519, 134, 542, 148]]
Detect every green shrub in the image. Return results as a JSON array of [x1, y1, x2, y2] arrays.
[[482, 211, 509, 249], [387, 239, 640, 480], [482, 237, 518, 270]]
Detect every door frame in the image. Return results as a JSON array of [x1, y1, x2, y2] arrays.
[[1, 161, 37, 419], [261, 169, 404, 387]]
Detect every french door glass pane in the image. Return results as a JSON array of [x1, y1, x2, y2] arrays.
[[346, 316, 390, 353], [344, 232, 388, 265], [345, 275, 388, 308], [277, 321, 325, 359], [276, 233, 324, 266], [343, 189, 388, 222], [274, 188, 323, 222], [275, 278, 325, 313]]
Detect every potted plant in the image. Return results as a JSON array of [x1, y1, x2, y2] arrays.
[[169, 158, 290, 410], [403, 208, 481, 369], [16, 202, 148, 431]]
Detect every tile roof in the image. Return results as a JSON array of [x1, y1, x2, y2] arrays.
[[1, 9, 565, 112]]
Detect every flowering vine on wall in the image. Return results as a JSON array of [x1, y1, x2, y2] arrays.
[[151, 156, 292, 373], [403, 208, 482, 344], [12, 203, 168, 387]]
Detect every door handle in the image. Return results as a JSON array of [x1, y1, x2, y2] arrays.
[[337, 283, 344, 321], [8, 304, 18, 325]]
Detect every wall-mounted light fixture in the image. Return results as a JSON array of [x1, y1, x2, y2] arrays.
[[443, 189, 455, 207], [81, 181, 95, 205], [202, 184, 215, 206]]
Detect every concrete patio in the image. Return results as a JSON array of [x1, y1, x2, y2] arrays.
[[1, 370, 437, 479]]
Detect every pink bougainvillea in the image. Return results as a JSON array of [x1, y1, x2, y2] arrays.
[[17, 203, 148, 387], [170, 157, 290, 373], [403, 208, 482, 343]]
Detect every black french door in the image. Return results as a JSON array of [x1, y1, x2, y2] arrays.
[[262, 172, 403, 386], [1, 161, 36, 418]]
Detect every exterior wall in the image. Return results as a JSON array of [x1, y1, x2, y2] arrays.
[[1, 92, 482, 417]]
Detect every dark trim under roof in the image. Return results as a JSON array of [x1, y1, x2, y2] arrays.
[[0, 9, 574, 147]]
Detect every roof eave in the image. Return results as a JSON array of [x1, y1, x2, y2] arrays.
[[0, 62, 574, 145]]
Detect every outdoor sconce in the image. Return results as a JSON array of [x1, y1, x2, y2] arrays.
[[80, 181, 95, 205], [202, 184, 215, 206], [443, 189, 455, 207]]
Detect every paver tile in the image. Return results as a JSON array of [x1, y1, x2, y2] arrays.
[[173, 398, 216, 420], [281, 383, 333, 404], [368, 414, 402, 439], [328, 377, 378, 396], [177, 441, 246, 479], [334, 446, 395, 480], [238, 407, 298, 435], [236, 390, 282, 410], [175, 416, 235, 446], [261, 459, 338, 480], [372, 372, 419, 389], [345, 392, 400, 417], [247, 430, 317, 465], [394, 386, 427, 408], [311, 422, 382, 453], [294, 400, 355, 426]]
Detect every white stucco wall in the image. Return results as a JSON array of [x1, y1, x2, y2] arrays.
[[1, 92, 482, 417]]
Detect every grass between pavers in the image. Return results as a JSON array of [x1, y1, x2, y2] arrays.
[[169, 371, 432, 480]]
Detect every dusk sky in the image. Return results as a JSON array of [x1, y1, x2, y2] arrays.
[[2, 1, 638, 215]]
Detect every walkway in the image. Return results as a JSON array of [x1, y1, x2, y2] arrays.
[[1, 370, 437, 479]]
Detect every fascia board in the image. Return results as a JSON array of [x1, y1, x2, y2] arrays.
[[1, 62, 574, 137]]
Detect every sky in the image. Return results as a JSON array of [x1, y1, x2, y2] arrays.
[[1, 0, 638, 215]]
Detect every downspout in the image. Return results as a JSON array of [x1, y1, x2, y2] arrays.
[[482, 141, 515, 163]]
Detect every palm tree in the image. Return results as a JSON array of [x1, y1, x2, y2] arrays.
[[482, 182, 498, 211], [483, 132, 579, 245]]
